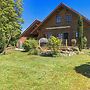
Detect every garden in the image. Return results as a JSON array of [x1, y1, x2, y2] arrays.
[[22, 35, 87, 57], [0, 50, 90, 90]]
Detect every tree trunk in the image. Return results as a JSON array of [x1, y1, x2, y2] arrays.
[[1, 36, 11, 55]]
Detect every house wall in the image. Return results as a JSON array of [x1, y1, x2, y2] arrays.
[[16, 37, 27, 48], [38, 7, 90, 46]]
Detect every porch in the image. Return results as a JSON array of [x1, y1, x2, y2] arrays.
[[38, 26, 77, 46]]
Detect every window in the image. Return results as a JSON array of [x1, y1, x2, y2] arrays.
[[57, 33, 63, 39], [56, 16, 62, 24], [76, 32, 78, 38], [65, 15, 72, 23], [63, 33, 68, 39]]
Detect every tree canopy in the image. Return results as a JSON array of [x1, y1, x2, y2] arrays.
[[0, 0, 23, 54]]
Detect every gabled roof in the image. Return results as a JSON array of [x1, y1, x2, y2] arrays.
[[42, 3, 90, 24], [21, 20, 41, 37], [31, 3, 90, 34], [60, 3, 90, 23]]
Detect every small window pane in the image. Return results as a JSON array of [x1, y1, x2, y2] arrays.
[[56, 16, 62, 23], [57, 33, 63, 39], [66, 15, 72, 23]]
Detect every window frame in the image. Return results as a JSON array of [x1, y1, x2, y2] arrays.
[[56, 15, 62, 24], [65, 14, 72, 24], [57, 33, 63, 39]]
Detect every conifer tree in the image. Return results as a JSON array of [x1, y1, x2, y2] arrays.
[[78, 15, 83, 51]]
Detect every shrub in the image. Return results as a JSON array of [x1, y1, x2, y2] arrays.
[[71, 39, 77, 46], [23, 40, 30, 52], [77, 15, 83, 51], [23, 38, 38, 52], [83, 36, 87, 49], [48, 36, 61, 55], [29, 48, 38, 55], [29, 39, 38, 49]]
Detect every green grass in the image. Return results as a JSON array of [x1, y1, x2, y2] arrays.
[[0, 50, 90, 90]]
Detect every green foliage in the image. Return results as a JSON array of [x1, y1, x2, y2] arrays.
[[83, 36, 87, 49], [48, 36, 61, 55], [29, 39, 38, 49], [23, 39, 38, 54], [23, 40, 30, 52], [77, 15, 84, 51], [0, 41, 4, 53], [29, 49, 39, 55], [0, 0, 23, 54]]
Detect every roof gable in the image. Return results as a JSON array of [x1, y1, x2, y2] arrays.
[[21, 20, 41, 37], [31, 3, 90, 34], [42, 3, 90, 24]]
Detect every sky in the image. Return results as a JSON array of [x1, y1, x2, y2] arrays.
[[22, 0, 90, 31]]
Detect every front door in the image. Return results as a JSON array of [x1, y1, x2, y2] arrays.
[[63, 33, 69, 46], [63, 33, 68, 39]]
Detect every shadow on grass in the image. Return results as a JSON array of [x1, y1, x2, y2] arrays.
[[75, 63, 90, 78], [21, 50, 27, 52]]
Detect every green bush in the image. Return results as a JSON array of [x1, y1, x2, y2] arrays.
[[77, 15, 83, 51], [29, 48, 39, 55], [83, 36, 87, 49], [48, 36, 61, 55], [23, 38, 38, 52], [23, 40, 30, 52]]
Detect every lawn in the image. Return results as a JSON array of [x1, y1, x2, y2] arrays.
[[0, 50, 90, 90]]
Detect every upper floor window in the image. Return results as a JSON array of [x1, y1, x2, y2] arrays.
[[65, 15, 72, 23], [56, 16, 62, 24]]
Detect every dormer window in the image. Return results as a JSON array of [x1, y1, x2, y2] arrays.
[[56, 16, 62, 24], [65, 15, 72, 24]]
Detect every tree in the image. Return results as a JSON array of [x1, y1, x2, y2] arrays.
[[0, 0, 23, 54], [77, 15, 83, 51], [83, 36, 87, 49]]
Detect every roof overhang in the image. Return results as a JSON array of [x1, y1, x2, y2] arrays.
[[46, 26, 71, 30], [20, 20, 41, 37]]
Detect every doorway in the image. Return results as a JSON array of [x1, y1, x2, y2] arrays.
[[63, 33, 68, 39]]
